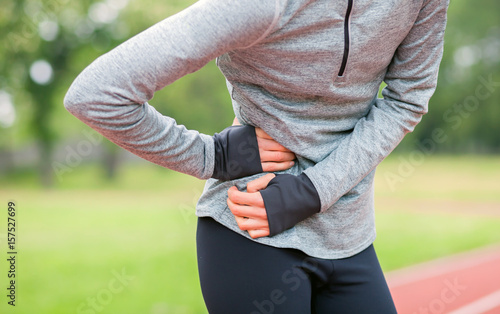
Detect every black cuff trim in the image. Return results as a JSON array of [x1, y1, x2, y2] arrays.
[[260, 173, 321, 237], [212, 125, 263, 181]]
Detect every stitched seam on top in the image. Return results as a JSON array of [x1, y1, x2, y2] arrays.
[[241, 0, 284, 49]]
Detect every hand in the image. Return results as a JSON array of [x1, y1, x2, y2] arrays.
[[232, 118, 295, 172], [227, 173, 276, 239]]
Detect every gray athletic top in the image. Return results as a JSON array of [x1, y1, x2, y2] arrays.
[[64, 0, 449, 259]]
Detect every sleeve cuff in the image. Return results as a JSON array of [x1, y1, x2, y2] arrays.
[[260, 173, 321, 236], [212, 125, 263, 181]]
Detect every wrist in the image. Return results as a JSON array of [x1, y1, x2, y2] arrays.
[[260, 173, 321, 236], [212, 125, 263, 181]]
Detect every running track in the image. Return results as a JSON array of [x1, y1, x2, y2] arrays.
[[386, 244, 500, 314]]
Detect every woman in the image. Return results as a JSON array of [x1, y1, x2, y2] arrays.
[[65, 0, 449, 312]]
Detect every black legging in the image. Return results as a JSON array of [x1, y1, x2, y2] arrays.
[[196, 217, 397, 314]]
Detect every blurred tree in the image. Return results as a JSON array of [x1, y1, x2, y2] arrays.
[[396, 0, 500, 153], [0, 0, 234, 185], [1, 0, 128, 185], [2, 0, 497, 186]]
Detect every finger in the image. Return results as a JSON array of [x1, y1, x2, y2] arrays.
[[232, 117, 241, 126], [255, 127, 273, 140], [234, 215, 269, 231], [259, 150, 296, 162], [248, 229, 270, 239], [257, 137, 293, 152], [246, 173, 276, 193], [262, 161, 295, 173], [227, 186, 265, 207], [227, 198, 267, 219]]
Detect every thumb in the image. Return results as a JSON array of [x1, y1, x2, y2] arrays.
[[247, 173, 276, 193]]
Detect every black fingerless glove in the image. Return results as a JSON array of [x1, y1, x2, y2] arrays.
[[212, 125, 263, 181], [260, 173, 321, 236]]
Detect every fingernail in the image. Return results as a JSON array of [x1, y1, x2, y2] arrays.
[[289, 161, 295, 166]]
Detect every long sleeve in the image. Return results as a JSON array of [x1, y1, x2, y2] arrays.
[[64, 0, 281, 179], [303, 0, 449, 212]]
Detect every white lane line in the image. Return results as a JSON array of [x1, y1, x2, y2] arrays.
[[386, 244, 500, 288], [448, 289, 500, 314]]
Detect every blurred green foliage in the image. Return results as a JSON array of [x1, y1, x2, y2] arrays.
[[0, 0, 499, 185], [397, 0, 500, 153]]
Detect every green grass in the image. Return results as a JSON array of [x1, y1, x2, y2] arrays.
[[373, 154, 500, 270], [374, 210, 500, 270], [0, 155, 499, 313], [0, 188, 207, 314]]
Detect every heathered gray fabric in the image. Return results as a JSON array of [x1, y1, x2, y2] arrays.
[[65, 0, 449, 259]]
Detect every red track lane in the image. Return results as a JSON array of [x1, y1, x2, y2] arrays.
[[386, 244, 500, 314]]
